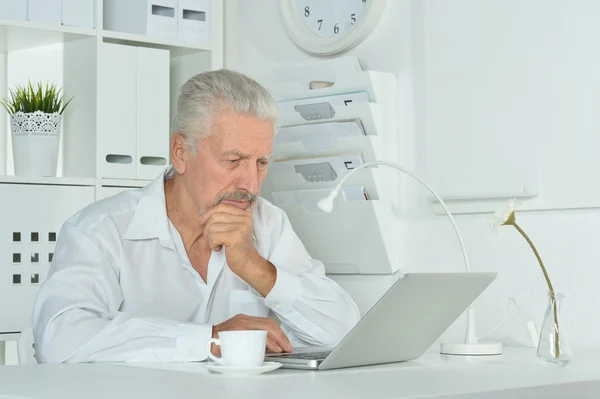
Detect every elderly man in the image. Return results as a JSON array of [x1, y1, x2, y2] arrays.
[[32, 70, 360, 363]]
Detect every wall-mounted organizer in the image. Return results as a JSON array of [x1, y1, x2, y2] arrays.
[[0, 0, 223, 337], [260, 57, 401, 275]]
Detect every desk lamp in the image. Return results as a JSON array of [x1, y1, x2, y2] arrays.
[[317, 160, 503, 356]]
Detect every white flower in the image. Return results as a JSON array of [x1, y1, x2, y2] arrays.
[[488, 198, 517, 233]]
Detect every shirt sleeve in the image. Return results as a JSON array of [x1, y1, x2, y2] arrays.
[[262, 206, 361, 348], [32, 222, 213, 364]]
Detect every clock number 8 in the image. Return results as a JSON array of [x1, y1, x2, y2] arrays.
[[304, 6, 310, 17]]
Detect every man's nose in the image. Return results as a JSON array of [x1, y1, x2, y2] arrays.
[[237, 161, 259, 194]]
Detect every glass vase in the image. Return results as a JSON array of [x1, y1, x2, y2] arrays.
[[536, 291, 572, 366]]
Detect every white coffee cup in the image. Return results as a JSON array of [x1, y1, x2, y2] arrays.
[[206, 330, 268, 367]]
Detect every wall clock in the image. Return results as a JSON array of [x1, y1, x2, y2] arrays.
[[279, 0, 387, 55]]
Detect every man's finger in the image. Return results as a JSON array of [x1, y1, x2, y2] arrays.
[[206, 222, 242, 234], [263, 320, 292, 353], [207, 232, 225, 252], [266, 337, 282, 353], [200, 203, 250, 224]]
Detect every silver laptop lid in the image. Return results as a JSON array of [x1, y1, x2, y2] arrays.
[[316, 272, 497, 370]]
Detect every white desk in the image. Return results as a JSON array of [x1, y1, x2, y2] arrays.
[[0, 347, 599, 399]]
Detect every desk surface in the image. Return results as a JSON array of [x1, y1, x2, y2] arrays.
[[1, 347, 600, 399]]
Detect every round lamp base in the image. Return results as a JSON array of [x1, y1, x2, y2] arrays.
[[440, 342, 503, 356]]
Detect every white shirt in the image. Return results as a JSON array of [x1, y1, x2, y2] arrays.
[[32, 168, 360, 363]]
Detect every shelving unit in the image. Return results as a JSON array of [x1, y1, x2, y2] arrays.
[[0, 0, 223, 339], [101, 29, 210, 54], [0, 0, 223, 188]]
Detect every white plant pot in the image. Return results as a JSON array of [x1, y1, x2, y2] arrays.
[[11, 111, 61, 177]]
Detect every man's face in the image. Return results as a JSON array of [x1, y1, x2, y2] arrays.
[[180, 111, 274, 216]]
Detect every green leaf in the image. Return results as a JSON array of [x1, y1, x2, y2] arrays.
[[0, 80, 73, 115]]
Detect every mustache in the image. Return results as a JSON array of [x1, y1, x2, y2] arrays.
[[214, 191, 257, 204], [199, 191, 257, 216]]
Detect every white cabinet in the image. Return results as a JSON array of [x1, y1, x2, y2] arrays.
[[98, 43, 170, 180], [0, 182, 95, 334]]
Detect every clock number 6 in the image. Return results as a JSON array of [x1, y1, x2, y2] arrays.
[[334, 23, 339, 34]]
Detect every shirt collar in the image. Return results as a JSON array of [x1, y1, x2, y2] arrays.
[[123, 166, 173, 241], [123, 165, 259, 243]]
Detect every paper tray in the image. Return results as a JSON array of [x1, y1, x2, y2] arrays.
[[279, 200, 401, 275]]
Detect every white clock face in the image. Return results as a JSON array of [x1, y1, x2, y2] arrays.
[[296, 0, 368, 39]]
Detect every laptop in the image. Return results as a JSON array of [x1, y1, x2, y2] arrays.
[[265, 272, 497, 370]]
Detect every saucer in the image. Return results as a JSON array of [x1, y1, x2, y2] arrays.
[[205, 361, 282, 375]]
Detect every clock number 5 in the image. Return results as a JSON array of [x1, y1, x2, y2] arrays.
[[304, 6, 310, 17], [351, 13, 356, 25]]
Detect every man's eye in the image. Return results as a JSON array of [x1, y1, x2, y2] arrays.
[[228, 159, 240, 164], [258, 160, 269, 166]]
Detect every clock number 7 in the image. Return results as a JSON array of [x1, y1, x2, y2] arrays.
[[317, 19, 323, 30]]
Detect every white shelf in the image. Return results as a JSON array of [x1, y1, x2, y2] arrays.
[[102, 30, 210, 56], [0, 332, 21, 342], [101, 178, 153, 188], [0, 175, 95, 186], [0, 18, 96, 52], [0, 21, 212, 55]]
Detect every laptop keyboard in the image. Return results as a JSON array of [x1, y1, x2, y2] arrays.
[[273, 351, 331, 360]]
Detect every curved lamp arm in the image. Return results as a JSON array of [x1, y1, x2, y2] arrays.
[[317, 160, 470, 273]]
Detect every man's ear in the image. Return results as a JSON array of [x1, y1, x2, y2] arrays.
[[170, 133, 189, 174]]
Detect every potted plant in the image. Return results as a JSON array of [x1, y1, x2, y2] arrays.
[[1, 81, 72, 177]]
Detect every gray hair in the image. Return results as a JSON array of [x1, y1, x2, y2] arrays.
[[173, 69, 279, 153]]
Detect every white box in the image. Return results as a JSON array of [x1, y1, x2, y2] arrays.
[[136, 47, 170, 180], [104, 0, 178, 40], [62, 0, 95, 29], [98, 43, 137, 179], [178, 0, 210, 43], [28, 0, 62, 24], [0, 0, 26, 20]]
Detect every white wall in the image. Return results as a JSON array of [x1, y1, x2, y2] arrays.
[[225, 0, 600, 350]]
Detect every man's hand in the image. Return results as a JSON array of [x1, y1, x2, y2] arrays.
[[211, 314, 292, 356], [200, 204, 259, 275], [200, 204, 276, 296]]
